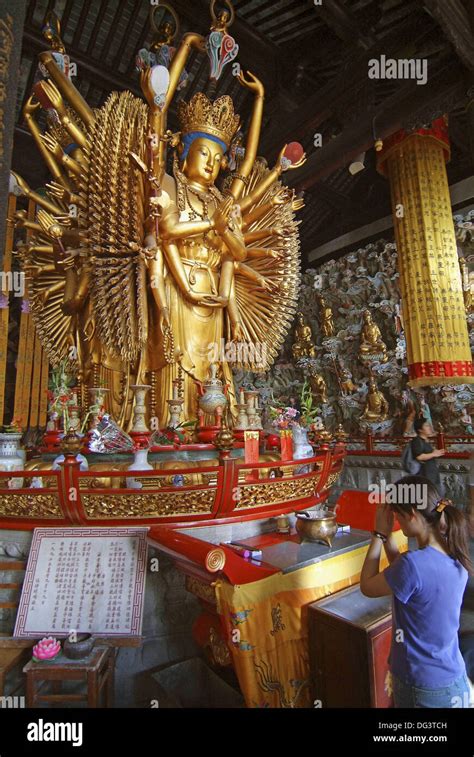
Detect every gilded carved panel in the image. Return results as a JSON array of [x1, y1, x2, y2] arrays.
[[82, 488, 216, 518], [0, 494, 62, 519], [236, 475, 320, 510]]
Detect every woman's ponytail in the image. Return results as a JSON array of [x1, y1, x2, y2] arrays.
[[389, 476, 473, 574], [436, 504, 473, 574]]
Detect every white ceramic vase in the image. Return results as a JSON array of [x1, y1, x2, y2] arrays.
[[292, 425, 313, 474], [126, 448, 153, 489], [0, 432, 24, 488]]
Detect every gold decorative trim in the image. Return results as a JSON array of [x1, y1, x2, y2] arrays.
[[205, 548, 226, 573], [208, 626, 231, 667], [0, 494, 62, 519], [244, 431, 259, 440], [185, 575, 217, 605], [236, 475, 320, 510], [325, 471, 341, 488], [79, 473, 216, 489], [82, 489, 216, 518]]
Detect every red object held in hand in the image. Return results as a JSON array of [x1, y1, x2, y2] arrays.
[[33, 81, 53, 110], [284, 141, 304, 165]]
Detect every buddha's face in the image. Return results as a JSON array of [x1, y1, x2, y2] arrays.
[[183, 137, 225, 187]]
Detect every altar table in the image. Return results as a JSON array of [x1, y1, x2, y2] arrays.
[[215, 528, 407, 708]]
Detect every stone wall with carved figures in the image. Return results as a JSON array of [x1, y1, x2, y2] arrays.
[[234, 210, 474, 439]]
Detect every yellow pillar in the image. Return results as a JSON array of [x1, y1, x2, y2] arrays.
[[377, 117, 473, 386]]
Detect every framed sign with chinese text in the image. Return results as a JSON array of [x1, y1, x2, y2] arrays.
[[13, 527, 148, 638]]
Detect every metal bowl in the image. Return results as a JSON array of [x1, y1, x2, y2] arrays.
[[63, 634, 95, 660], [295, 510, 337, 547]]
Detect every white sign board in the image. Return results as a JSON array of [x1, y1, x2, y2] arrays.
[[14, 527, 148, 638]]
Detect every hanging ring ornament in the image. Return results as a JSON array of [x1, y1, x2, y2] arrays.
[[44, 10, 61, 39], [210, 0, 236, 28], [42, 10, 66, 53], [149, 2, 180, 43]]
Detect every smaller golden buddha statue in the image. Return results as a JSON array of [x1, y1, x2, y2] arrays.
[[359, 309, 388, 363], [292, 312, 316, 360], [317, 295, 334, 338], [150, 21, 175, 52], [42, 12, 66, 53], [362, 377, 389, 423], [210, 0, 234, 33], [308, 366, 328, 404]]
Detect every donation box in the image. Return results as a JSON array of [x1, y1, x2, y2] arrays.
[[308, 584, 393, 708]]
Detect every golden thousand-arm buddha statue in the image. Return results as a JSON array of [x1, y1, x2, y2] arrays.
[[16, 11, 305, 429]]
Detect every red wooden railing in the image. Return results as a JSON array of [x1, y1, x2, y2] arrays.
[[0, 443, 346, 530], [346, 428, 472, 458]]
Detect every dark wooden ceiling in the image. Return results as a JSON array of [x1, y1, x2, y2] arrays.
[[13, 0, 474, 265]]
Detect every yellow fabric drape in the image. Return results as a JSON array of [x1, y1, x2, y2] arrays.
[[216, 531, 407, 708], [381, 133, 472, 386]]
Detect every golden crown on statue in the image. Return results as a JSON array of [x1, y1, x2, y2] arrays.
[[177, 93, 240, 147]]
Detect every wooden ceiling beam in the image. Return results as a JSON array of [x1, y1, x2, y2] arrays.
[[71, 0, 93, 49], [86, 0, 110, 56], [316, 0, 377, 49], [22, 27, 141, 97], [101, 0, 128, 60], [261, 20, 438, 155], [112, 0, 143, 69], [422, 0, 474, 72], [286, 61, 466, 191]]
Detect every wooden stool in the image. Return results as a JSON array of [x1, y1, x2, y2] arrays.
[[0, 558, 33, 697], [23, 646, 115, 708]]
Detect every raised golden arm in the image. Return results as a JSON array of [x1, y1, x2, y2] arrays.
[[11, 172, 66, 216], [39, 80, 88, 150], [239, 145, 306, 214], [38, 51, 95, 128], [23, 96, 72, 190], [230, 71, 264, 201], [141, 33, 206, 180]]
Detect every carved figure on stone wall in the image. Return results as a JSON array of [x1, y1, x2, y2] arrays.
[[316, 295, 334, 338], [308, 366, 328, 404], [292, 312, 316, 360], [459, 257, 473, 315], [460, 407, 473, 435], [359, 309, 388, 363], [362, 376, 389, 423], [401, 390, 416, 437], [337, 363, 357, 395]]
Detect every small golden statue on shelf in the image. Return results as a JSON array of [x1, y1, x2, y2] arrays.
[[362, 376, 389, 423], [308, 366, 328, 404], [359, 309, 388, 363], [316, 295, 334, 338], [292, 312, 316, 360]]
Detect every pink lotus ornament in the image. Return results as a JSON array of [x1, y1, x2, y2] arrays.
[[32, 636, 61, 662]]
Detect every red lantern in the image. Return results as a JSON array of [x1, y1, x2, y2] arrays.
[[284, 142, 304, 165]]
